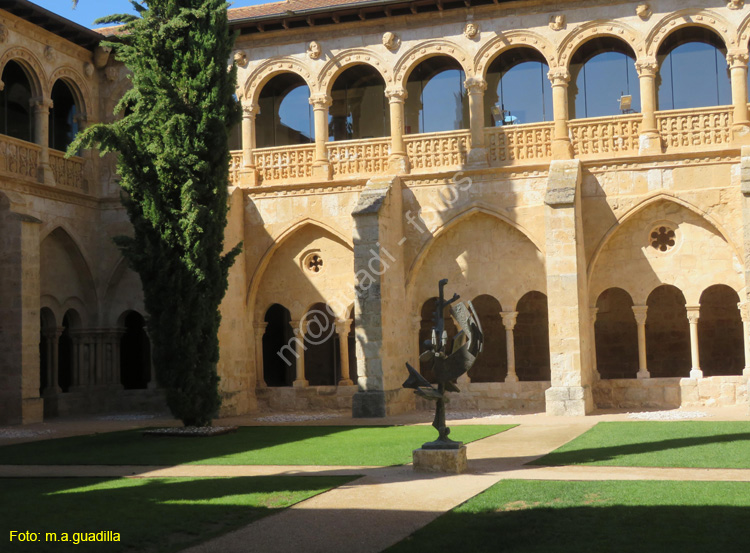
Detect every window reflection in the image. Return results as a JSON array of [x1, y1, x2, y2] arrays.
[[657, 28, 730, 110], [0, 61, 34, 142], [228, 94, 241, 151], [405, 56, 469, 134], [485, 48, 552, 126], [569, 38, 640, 119], [257, 73, 312, 148], [329, 65, 389, 141], [49, 80, 79, 151]]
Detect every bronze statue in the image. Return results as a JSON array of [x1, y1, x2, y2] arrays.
[[403, 279, 483, 449]]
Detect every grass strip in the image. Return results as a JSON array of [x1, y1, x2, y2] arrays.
[[0, 425, 514, 466]]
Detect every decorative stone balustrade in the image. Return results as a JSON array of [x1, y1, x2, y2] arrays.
[[569, 114, 641, 157], [656, 105, 733, 151], [49, 149, 86, 192], [485, 122, 553, 164], [253, 143, 315, 183], [405, 129, 469, 172], [229, 150, 243, 185], [0, 135, 39, 181], [327, 137, 390, 176]]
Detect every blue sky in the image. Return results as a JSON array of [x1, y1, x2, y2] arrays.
[[33, 1, 271, 28]]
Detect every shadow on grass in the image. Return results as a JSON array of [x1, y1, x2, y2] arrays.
[[0, 425, 512, 467], [0, 475, 353, 553], [533, 430, 750, 467]]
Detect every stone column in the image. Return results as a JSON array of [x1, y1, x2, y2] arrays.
[[739, 302, 750, 377], [240, 101, 259, 186], [385, 87, 410, 174], [112, 330, 124, 389], [336, 319, 354, 385], [254, 321, 268, 388], [31, 98, 54, 185], [686, 306, 703, 379], [309, 93, 333, 180], [727, 51, 750, 144], [589, 307, 599, 380], [635, 59, 662, 154], [547, 68, 574, 160], [543, 160, 594, 415], [290, 319, 308, 388], [632, 305, 650, 379], [464, 77, 488, 166], [44, 328, 63, 395], [500, 311, 518, 383]]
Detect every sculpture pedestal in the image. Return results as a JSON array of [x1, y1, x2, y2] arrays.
[[412, 446, 467, 474]]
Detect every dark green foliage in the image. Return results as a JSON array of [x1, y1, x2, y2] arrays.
[[70, 0, 241, 426]]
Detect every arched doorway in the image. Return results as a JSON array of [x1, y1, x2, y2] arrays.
[[645, 285, 690, 377], [595, 288, 639, 379], [515, 291, 550, 381], [0, 60, 34, 142], [699, 285, 744, 376], [49, 80, 80, 151], [468, 295, 506, 382], [262, 304, 295, 386], [304, 303, 337, 386]]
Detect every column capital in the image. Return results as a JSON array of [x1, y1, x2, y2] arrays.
[[290, 318, 308, 335], [635, 58, 658, 78], [738, 301, 750, 323], [335, 318, 352, 335], [385, 86, 407, 103], [500, 311, 518, 330], [241, 101, 259, 118], [253, 320, 268, 334], [727, 50, 749, 69], [309, 93, 332, 109], [463, 77, 487, 94], [686, 305, 701, 323], [589, 307, 599, 324], [547, 67, 570, 86], [632, 305, 648, 325], [30, 97, 53, 112]]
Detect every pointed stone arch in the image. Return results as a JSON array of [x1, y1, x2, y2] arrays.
[[318, 49, 392, 95], [646, 9, 737, 57], [242, 56, 315, 104], [558, 20, 645, 69], [393, 39, 473, 89], [475, 31, 555, 79], [48, 66, 91, 119]]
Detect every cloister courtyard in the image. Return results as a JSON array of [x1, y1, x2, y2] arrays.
[[2, 405, 750, 553]]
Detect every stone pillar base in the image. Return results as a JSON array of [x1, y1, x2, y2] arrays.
[[338, 379, 354, 386], [689, 369, 704, 379], [743, 367, 750, 377], [504, 374, 519, 383], [388, 154, 410, 175], [638, 132, 663, 155], [352, 390, 386, 418], [22, 398, 44, 424], [636, 370, 651, 379], [292, 379, 309, 388], [38, 163, 55, 186], [311, 162, 332, 180], [238, 168, 258, 187], [466, 147, 489, 167], [551, 139, 574, 160], [545, 385, 594, 416], [413, 446, 467, 474], [732, 123, 750, 145]]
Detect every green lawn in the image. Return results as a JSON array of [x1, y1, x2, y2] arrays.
[[533, 421, 750, 468], [0, 425, 513, 466], [386, 480, 750, 553], [1, 476, 351, 553]]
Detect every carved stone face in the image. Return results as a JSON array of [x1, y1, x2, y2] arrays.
[[464, 23, 479, 39], [549, 15, 565, 31], [0, 24, 8, 44], [636, 4, 652, 19], [234, 50, 248, 67], [382, 31, 400, 51], [307, 41, 322, 59]]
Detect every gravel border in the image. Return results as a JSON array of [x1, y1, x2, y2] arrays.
[[627, 410, 710, 421], [142, 426, 239, 437], [0, 429, 55, 439], [255, 413, 344, 423]]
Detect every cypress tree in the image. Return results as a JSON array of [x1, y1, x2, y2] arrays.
[[70, 0, 241, 426]]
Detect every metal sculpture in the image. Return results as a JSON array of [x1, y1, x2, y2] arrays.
[[403, 279, 483, 449]]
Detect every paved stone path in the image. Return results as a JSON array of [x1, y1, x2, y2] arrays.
[[1, 406, 748, 553]]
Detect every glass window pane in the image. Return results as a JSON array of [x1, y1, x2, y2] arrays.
[[496, 61, 552, 125], [0, 61, 34, 142], [256, 74, 312, 148], [570, 51, 640, 119], [405, 57, 468, 134], [329, 65, 389, 141], [658, 42, 731, 110]]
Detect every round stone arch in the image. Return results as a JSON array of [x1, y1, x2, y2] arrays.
[[557, 21, 644, 70], [242, 57, 315, 105], [645, 10, 738, 58], [247, 217, 353, 322], [0, 47, 47, 99], [737, 11, 750, 47], [318, 49, 392, 96], [474, 31, 555, 80], [48, 66, 91, 120], [393, 39, 474, 89]]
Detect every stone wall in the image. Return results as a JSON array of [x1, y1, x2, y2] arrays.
[[415, 381, 549, 413], [593, 376, 749, 409]]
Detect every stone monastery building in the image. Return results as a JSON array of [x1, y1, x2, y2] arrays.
[[2, 0, 750, 425]]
